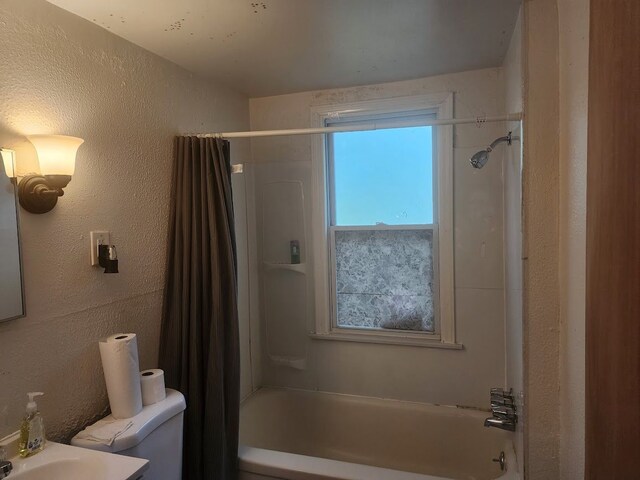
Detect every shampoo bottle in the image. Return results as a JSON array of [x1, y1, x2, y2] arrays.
[[19, 392, 46, 458], [290, 240, 301, 264]]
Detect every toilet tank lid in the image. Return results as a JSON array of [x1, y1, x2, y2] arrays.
[[71, 388, 186, 453]]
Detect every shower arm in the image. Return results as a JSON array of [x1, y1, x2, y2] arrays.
[[486, 132, 514, 152]]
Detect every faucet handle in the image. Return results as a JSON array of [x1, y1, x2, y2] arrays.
[[490, 387, 513, 396], [0, 460, 12, 479], [491, 394, 515, 407], [492, 405, 517, 419]]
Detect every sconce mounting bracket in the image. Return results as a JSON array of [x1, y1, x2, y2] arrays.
[[18, 175, 61, 214]]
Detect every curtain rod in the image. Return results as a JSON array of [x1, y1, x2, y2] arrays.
[[195, 113, 522, 139]]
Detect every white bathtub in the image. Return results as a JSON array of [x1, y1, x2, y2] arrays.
[[239, 388, 519, 480]]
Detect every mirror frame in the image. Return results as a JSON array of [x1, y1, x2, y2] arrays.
[[0, 147, 26, 323]]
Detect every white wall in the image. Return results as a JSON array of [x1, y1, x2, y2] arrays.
[[558, 0, 588, 477], [0, 0, 250, 441], [501, 7, 524, 474], [249, 69, 509, 409]]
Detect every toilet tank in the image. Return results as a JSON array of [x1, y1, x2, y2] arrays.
[[72, 389, 186, 480]]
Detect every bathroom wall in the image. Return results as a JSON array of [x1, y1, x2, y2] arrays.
[[501, 7, 524, 474], [522, 0, 562, 477], [518, 1, 589, 477], [558, 0, 588, 477], [248, 68, 508, 409], [0, 0, 251, 441]]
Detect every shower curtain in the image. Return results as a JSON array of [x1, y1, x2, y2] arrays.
[[159, 136, 240, 480]]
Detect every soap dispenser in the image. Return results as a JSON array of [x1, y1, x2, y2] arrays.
[[19, 392, 46, 458]]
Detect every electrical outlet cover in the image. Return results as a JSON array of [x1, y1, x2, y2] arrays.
[[90, 231, 110, 266]]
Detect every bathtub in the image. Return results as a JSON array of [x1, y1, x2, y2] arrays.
[[239, 388, 519, 480]]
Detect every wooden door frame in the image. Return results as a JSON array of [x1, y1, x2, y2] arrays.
[[585, 0, 640, 478]]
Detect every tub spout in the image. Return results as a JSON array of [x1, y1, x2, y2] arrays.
[[484, 416, 516, 431]]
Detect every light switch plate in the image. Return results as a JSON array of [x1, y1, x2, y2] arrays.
[[90, 231, 110, 266]]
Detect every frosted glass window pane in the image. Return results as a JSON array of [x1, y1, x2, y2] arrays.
[[335, 229, 434, 332], [332, 126, 433, 226]]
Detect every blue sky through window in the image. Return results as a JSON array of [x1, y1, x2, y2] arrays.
[[332, 126, 433, 226]]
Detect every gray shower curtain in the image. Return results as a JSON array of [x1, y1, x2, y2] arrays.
[[159, 136, 239, 480]]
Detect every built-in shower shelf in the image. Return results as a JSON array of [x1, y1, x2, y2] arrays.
[[263, 262, 307, 274]]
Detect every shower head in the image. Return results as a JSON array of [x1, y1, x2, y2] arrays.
[[469, 150, 490, 169], [469, 132, 513, 169]]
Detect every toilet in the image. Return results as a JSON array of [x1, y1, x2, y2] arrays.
[[71, 388, 186, 480]]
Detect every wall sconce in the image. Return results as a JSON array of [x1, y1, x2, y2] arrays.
[[0, 148, 16, 180], [18, 135, 84, 214]]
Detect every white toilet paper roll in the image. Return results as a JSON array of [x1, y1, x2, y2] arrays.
[[140, 369, 166, 406], [99, 333, 143, 419]]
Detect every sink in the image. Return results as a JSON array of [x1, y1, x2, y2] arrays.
[[2, 439, 148, 480], [10, 457, 106, 480]]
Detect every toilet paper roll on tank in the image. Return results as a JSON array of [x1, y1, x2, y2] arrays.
[[140, 369, 167, 405], [99, 333, 168, 420]]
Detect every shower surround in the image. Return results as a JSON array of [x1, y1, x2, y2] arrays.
[[247, 67, 508, 408]]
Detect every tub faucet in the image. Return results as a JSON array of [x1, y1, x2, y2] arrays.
[[484, 388, 517, 432], [484, 416, 516, 431]]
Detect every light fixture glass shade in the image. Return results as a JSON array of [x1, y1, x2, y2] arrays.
[[27, 135, 84, 176], [0, 148, 16, 178]]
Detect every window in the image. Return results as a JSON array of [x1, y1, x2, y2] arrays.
[[329, 119, 436, 333], [330, 123, 434, 226], [311, 94, 457, 348]]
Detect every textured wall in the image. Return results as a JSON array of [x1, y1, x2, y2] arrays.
[[0, 0, 249, 441], [249, 69, 508, 409], [522, 0, 561, 478], [558, 0, 588, 477]]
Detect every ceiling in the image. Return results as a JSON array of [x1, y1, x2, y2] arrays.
[[46, 0, 522, 98]]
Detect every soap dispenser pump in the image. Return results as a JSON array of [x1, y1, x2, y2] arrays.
[[19, 392, 46, 458]]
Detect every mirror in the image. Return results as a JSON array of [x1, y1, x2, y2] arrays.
[[0, 147, 25, 321]]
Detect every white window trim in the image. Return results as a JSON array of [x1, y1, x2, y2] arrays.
[[310, 93, 458, 348]]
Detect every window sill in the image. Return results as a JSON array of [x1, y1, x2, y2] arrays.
[[263, 262, 307, 274], [309, 331, 464, 350]]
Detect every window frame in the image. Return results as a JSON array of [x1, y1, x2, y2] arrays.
[[310, 93, 459, 349]]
